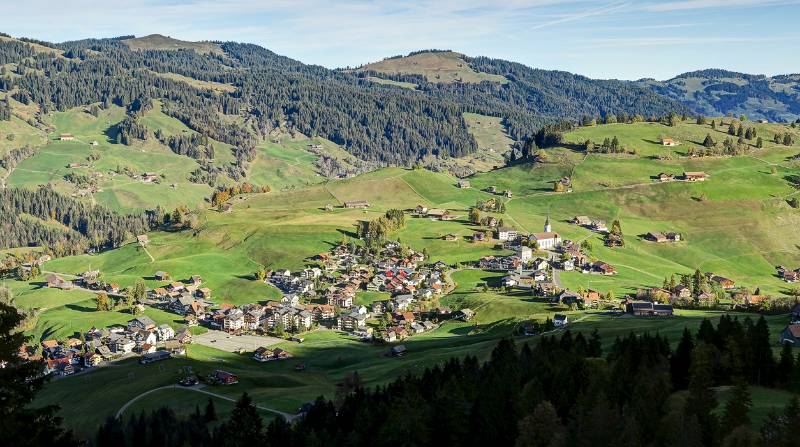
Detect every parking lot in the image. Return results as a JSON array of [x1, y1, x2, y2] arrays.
[[193, 330, 283, 353]]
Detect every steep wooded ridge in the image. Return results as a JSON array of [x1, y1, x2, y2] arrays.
[[640, 69, 800, 122], [1, 35, 688, 165]]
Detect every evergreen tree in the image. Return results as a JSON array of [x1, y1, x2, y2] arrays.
[[703, 134, 715, 148], [722, 381, 752, 429], [214, 393, 263, 446]]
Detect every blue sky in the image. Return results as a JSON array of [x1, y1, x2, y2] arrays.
[[2, 0, 799, 79]]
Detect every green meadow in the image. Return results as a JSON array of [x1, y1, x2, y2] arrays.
[[8, 118, 800, 435]]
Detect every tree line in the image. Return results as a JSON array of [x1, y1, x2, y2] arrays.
[[87, 314, 800, 447]]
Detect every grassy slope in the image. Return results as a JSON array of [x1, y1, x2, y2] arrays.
[[357, 51, 508, 84], [15, 118, 800, 435]]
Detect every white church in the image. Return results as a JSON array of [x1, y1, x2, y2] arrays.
[[531, 216, 562, 250]]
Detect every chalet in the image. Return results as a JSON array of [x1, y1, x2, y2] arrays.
[[553, 314, 568, 327], [683, 171, 708, 182], [415, 204, 428, 215], [391, 345, 408, 357], [503, 190, 513, 198], [706, 274, 735, 289], [593, 262, 616, 275], [487, 186, 498, 194], [472, 232, 487, 242], [46, 273, 70, 289], [556, 290, 581, 305], [666, 232, 681, 242], [457, 180, 471, 189], [426, 208, 450, 220], [456, 308, 475, 321], [661, 137, 678, 146], [212, 370, 238, 385], [155, 271, 170, 281], [486, 216, 498, 228], [442, 234, 458, 241], [497, 226, 517, 241], [59, 133, 75, 141], [779, 324, 800, 346], [583, 289, 602, 307], [645, 232, 668, 243], [68, 162, 81, 168], [84, 353, 102, 367], [96, 345, 113, 359], [136, 234, 149, 245], [571, 216, 592, 226], [782, 271, 799, 283], [674, 284, 692, 299], [343, 200, 370, 209], [657, 173, 675, 182], [128, 316, 156, 332]]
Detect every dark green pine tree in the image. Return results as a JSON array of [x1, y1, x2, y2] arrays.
[[777, 342, 795, 385], [670, 328, 694, 389], [703, 134, 715, 148], [728, 123, 737, 135], [0, 302, 78, 447], [685, 343, 719, 446], [214, 393, 264, 447], [722, 381, 752, 429]]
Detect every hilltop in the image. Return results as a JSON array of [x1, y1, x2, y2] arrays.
[[120, 34, 224, 55], [355, 50, 508, 84]]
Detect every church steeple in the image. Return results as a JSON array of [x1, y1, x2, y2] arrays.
[[544, 215, 551, 233]]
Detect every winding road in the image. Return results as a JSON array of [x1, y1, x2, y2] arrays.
[[115, 384, 297, 421]]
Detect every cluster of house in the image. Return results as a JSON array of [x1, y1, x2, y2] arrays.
[[31, 316, 190, 376], [414, 205, 456, 221], [155, 241, 459, 345], [484, 185, 513, 197], [776, 265, 800, 283], [46, 270, 122, 295]]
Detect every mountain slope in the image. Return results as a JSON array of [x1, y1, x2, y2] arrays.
[[640, 69, 800, 122]]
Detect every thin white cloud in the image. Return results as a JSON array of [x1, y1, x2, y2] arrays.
[[643, 0, 800, 11], [526, 1, 630, 30]]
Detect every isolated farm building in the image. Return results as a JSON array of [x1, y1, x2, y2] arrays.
[[415, 204, 428, 215], [626, 301, 673, 317], [391, 345, 408, 357], [661, 137, 678, 146], [683, 171, 708, 182], [472, 232, 487, 242], [442, 234, 458, 241], [426, 208, 451, 220], [553, 314, 568, 327], [666, 232, 681, 242], [779, 324, 800, 346], [503, 190, 513, 198], [136, 234, 149, 245], [155, 271, 170, 281], [59, 133, 75, 141], [591, 220, 608, 232], [344, 200, 371, 209], [46, 273, 70, 289], [657, 173, 675, 182], [456, 308, 475, 321], [571, 215, 592, 226], [142, 172, 159, 183], [457, 180, 471, 189], [646, 232, 668, 243], [706, 274, 736, 289], [212, 370, 239, 385], [593, 262, 617, 275]]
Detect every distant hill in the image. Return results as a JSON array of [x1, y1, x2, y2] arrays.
[[356, 50, 508, 84], [640, 69, 800, 122]]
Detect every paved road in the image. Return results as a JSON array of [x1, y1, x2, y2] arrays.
[[115, 384, 296, 421]]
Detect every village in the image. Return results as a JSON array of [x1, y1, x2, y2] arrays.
[[31, 194, 800, 379]]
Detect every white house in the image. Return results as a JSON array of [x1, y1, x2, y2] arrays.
[[517, 246, 533, 262], [497, 227, 518, 241], [553, 314, 568, 327], [156, 324, 175, 341]]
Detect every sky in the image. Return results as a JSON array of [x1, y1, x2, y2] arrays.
[[1, 0, 800, 80]]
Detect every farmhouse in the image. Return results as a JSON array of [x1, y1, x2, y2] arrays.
[[136, 234, 149, 245], [503, 190, 513, 198], [141, 172, 159, 183], [344, 200, 371, 209], [212, 370, 238, 385], [571, 215, 591, 226], [442, 234, 458, 241], [457, 180, 471, 189], [59, 133, 75, 141], [645, 232, 668, 243], [46, 273, 71, 289], [155, 271, 170, 281], [127, 316, 156, 332], [706, 273, 736, 289], [626, 301, 673, 317], [426, 208, 451, 220], [661, 137, 678, 146], [683, 171, 708, 182], [415, 205, 428, 215], [553, 314, 568, 327], [472, 232, 487, 242], [140, 350, 171, 364], [657, 173, 675, 182]]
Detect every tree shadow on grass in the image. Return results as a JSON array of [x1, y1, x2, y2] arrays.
[[65, 303, 98, 313]]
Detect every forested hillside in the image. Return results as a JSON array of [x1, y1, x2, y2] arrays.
[[0, 35, 690, 166], [640, 69, 800, 123]]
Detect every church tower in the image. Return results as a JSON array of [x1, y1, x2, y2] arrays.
[[544, 215, 551, 233]]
